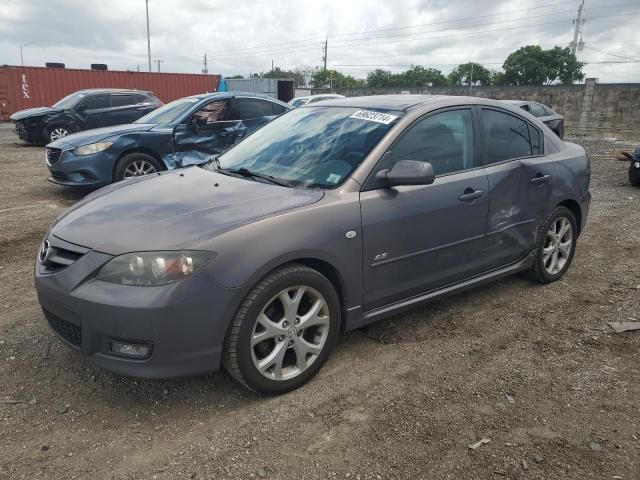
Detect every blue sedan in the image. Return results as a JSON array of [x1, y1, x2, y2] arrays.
[[44, 92, 291, 188]]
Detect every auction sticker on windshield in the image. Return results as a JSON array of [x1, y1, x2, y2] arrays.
[[349, 110, 398, 124]]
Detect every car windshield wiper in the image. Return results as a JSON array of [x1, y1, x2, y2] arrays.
[[218, 165, 291, 187]]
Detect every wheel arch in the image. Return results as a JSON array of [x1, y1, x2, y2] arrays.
[[557, 198, 582, 236], [112, 147, 167, 181]]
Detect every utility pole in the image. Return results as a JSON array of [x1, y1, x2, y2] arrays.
[[155, 59, 163, 72], [146, 0, 152, 72], [202, 53, 208, 74], [569, 0, 585, 54], [322, 38, 328, 71], [469, 63, 474, 95], [271, 59, 274, 71], [19, 42, 33, 66]]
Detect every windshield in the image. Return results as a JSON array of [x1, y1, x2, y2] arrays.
[[134, 97, 199, 124], [209, 106, 403, 189], [52, 92, 90, 109]]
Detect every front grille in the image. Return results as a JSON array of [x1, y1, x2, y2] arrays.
[[39, 236, 90, 273], [49, 171, 68, 182], [44, 309, 82, 348], [46, 148, 62, 166]]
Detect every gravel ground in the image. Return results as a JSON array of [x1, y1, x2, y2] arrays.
[[0, 123, 639, 480]]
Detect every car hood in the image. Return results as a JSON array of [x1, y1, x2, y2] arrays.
[[10, 106, 62, 121], [50, 167, 324, 255], [49, 123, 157, 148]]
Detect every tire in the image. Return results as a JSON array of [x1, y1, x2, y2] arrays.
[[529, 206, 578, 284], [630, 161, 640, 187], [47, 125, 73, 143], [222, 263, 341, 394], [114, 152, 163, 182]]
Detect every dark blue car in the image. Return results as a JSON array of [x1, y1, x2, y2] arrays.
[[45, 92, 291, 188]]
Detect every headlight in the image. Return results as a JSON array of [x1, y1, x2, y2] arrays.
[[96, 251, 216, 286], [72, 141, 113, 156]]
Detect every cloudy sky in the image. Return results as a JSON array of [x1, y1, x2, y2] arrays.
[[1, 0, 639, 83]]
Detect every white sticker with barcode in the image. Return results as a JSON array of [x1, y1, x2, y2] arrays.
[[349, 110, 398, 124]]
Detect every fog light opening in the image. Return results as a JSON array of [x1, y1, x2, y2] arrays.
[[109, 341, 151, 359]]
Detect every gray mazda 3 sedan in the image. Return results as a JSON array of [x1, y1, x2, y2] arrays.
[[35, 95, 591, 394]]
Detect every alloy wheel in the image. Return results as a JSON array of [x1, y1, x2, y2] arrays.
[[251, 285, 330, 381], [123, 159, 158, 177], [50, 127, 70, 142], [542, 216, 573, 275]]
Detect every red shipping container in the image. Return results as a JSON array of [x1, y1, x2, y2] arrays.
[[0, 65, 221, 120]]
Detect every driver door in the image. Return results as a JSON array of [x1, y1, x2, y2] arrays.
[[76, 94, 112, 129], [173, 99, 238, 167], [360, 108, 490, 310]]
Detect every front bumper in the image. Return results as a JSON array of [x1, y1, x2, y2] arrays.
[[34, 235, 244, 379], [46, 148, 116, 188]]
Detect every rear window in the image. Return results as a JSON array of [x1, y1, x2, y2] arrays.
[[528, 103, 547, 118]]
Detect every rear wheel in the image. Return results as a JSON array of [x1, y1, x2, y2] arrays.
[[223, 263, 341, 394], [529, 206, 577, 284], [48, 125, 73, 142], [114, 152, 162, 182], [630, 161, 640, 187]]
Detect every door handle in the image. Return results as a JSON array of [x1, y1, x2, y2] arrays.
[[458, 189, 484, 202], [530, 174, 552, 184]]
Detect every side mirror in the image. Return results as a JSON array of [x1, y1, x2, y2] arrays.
[[376, 160, 435, 187], [190, 116, 204, 132]]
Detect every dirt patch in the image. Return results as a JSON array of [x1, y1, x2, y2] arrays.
[[0, 123, 638, 479]]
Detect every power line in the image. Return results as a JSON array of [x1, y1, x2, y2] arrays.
[[583, 45, 640, 62], [199, 11, 640, 62]]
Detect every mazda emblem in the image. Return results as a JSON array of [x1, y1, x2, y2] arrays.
[[39, 240, 51, 264]]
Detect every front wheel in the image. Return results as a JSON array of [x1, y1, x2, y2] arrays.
[[630, 161, 640, 187], [223, 264, 341, 394], [114, 152, 163, 182], [48, 125, 73, 142], [529, 206, 577, 284]]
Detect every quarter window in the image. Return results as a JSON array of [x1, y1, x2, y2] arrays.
[[382, 109, 475, 176], [481, 109, 532, 164]]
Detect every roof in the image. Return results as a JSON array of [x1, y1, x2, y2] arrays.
[[499, 100, 529, 105], [76, 88, 152, 94], [310, 94, 488, 111], [185, 91, 291, 107]]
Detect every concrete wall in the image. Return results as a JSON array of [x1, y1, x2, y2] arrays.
[[316, 79, 640, 140]]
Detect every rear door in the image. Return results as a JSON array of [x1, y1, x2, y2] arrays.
[[76, 94, 112, 129], [227, 97, 280, 138], [109, 93, 139, 124], [479, 107, 554, 269], [360, 107, 490, 310]]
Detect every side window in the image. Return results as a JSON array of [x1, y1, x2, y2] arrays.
[[191, 100, 229, 125], [134, 93, 150, 104], [382, 109, 475, 176], [481, 109, 532, 165], [111, 94, 135, 107], [528, 103, 547, 118], [80, 95, 110, 110], [271, 103, 288, 115], [231, 99, 274, 120]]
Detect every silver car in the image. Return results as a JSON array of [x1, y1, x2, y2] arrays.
[[35, 95, 591, 394]]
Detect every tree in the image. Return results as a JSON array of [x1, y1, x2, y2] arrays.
[[502, 45, 584, 85], [448, 62, 492, 86], [226, 74, 244, 79], [311, 69, 364, 89], [367, 69, 394, 87], [490, 70, 507, 86], [400, 66, 447, 87], [263, 67, 304, 87]]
